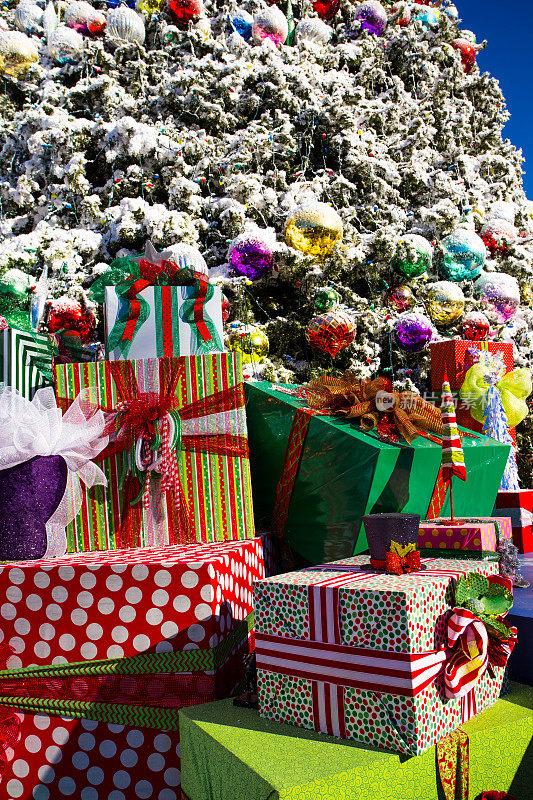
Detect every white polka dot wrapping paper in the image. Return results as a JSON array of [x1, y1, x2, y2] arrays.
[[0, 536, 268, 799]]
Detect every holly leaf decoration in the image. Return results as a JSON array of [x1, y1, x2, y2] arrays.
[[481, 583, 514, 617], [455, 572, 489, 606]]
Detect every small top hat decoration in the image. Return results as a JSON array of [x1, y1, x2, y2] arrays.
[[362, 513, 422, 575]]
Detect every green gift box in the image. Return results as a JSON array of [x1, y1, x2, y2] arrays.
[[244, 381, 510, 564], [0, 324, 53, 399], [179, 684, 533, 800]]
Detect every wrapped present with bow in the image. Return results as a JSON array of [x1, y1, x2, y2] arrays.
[[90, 255, 224, 361], [54, 354, 255, 553], [253, 555, 516, 755], [0, 385, 108, 561], [0, 537, 267, 797], [244, 377, 511, 565]]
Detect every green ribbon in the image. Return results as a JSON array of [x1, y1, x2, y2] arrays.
[[0, 613, 253, 729]]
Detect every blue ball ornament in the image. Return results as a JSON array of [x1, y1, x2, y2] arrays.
[[437, 229, 486, 282]]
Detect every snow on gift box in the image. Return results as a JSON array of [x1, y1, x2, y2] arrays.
[[0, 537, 267, 798], [0, 386, 108, 561], [254, 554, 517, 755]]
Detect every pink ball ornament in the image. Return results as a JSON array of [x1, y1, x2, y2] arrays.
[[475, 273, 520, 324], [252, 7, 288, 46], [460, 311, 490, 341]]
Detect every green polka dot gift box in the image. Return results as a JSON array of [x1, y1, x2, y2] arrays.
[[254, 556, 508, 756]]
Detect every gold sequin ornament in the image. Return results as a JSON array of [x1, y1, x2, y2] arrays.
[[0, 31, 38, 77], [228, 326, 269, 363]]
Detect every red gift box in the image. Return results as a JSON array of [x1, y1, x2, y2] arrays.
[[493, 490, 533, 553], [0, 538, 267, 798], [430, 340, 514, 391], [431, 340, 516, 445]]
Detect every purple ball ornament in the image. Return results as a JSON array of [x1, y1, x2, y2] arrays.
[[393, 312, 433, 353], [228, 233, 274, 280], [353, 1, 387, 36], [475, 272, 520, 324]]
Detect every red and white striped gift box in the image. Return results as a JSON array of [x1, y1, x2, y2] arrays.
[[254, 556, 504, 755]]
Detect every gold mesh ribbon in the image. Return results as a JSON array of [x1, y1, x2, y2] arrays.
[[300, 374, 443, 444]]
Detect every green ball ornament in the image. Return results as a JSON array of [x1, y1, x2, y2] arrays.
[[0, 268, 32, 330], [314, 287, 340, 312], [392, 234, 432, 279]]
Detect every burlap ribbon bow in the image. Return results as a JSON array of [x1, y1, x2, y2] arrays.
[[300, 374, 444, 444]]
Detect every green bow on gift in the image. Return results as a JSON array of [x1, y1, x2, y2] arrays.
[[459, 361, 532, 428]]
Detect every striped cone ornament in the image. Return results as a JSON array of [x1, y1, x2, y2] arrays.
[[440, 372, 467, 482]]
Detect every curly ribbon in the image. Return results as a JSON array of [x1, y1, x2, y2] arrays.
[[92, 257, 223, 359], [370, 541, 421, 575], [95, 359, 249, 545], [459, 363, 532, 429], [297, 373, 444, 444], [437, 728, 469, 800]]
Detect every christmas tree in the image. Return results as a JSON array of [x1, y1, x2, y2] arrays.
[[0, 0, 532, 478]]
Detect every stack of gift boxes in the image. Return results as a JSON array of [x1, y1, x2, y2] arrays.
[[0, 250, 272, 799], [0, 271, 531, 800]]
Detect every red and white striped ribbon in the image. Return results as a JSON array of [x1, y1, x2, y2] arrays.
[[258, 562, 495, 737]]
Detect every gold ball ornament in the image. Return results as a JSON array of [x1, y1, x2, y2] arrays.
[[228, 326, 269, 364], [285, 202, 343, 258], [520, 281, 533, 308], [0, 31, 38, 77], [426, 281, 465, 326]]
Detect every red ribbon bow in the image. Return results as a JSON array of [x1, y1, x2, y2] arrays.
[[370, 549, 421, 575]]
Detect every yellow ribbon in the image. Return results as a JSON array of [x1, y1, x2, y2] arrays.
[[459, 363, 531, 427], [389, 541, 417, 558]]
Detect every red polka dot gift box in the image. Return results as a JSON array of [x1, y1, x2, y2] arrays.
[[254, 556, 510, 756], [0, 537, 266, 799], [430, 340, 514, 392], [54, 354, 255, 553]]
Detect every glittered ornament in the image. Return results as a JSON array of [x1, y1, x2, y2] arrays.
[[221, 295, 230, 323], [437, 228, 486, 282], [47, 26, 84, 64], [106, 6, 145, 44], [296, 17, 333, 45], [312, 0, 340, 21], [0, 31, 39, 77], [460, 311, 490, 341], [451, 38, 482, 74], [353, 1, 387, 35], [386, 285, 415, 313], [253, 7, 288, 46], [46, 298, 96, 343], [520, 282, 533, 308], [168, 0, 203, 26], [392, 234, 432, 279], [392, 2, 411, 26], [426, 281, 465, 326], [475, 272, 520, 324], [314, 286, 340, 312], [285, 202, 343, 257], [228, 234, 273, 281], [393, 312, 433, 353], [0, 268, 31, 330], [228, 326, 269, 363], [414, 7, 440, 30], [14, 1, 43, 34], [64, 1, 96, 27], [136, 0, 162, 15], [230, 9, 253, 40], [480, 218, 518, 256], [306, 310, 355, 358]]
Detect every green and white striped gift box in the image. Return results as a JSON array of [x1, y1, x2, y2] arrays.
[[0, 325, 54, 399]]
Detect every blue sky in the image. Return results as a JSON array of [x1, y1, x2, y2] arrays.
[[456, 0, 532, 198]]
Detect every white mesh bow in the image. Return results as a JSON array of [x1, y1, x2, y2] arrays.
[[0, 387, 108, 558]]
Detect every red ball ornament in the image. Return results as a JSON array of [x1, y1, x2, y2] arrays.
[[460, 311, 490, 341], [168, 0, 203, 26], [306, 310, 356, 358], [46, 298, 96, 343], [451, 38, 477, 74], [221, 294, 230, 324], [312, 0, 340, 21]]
